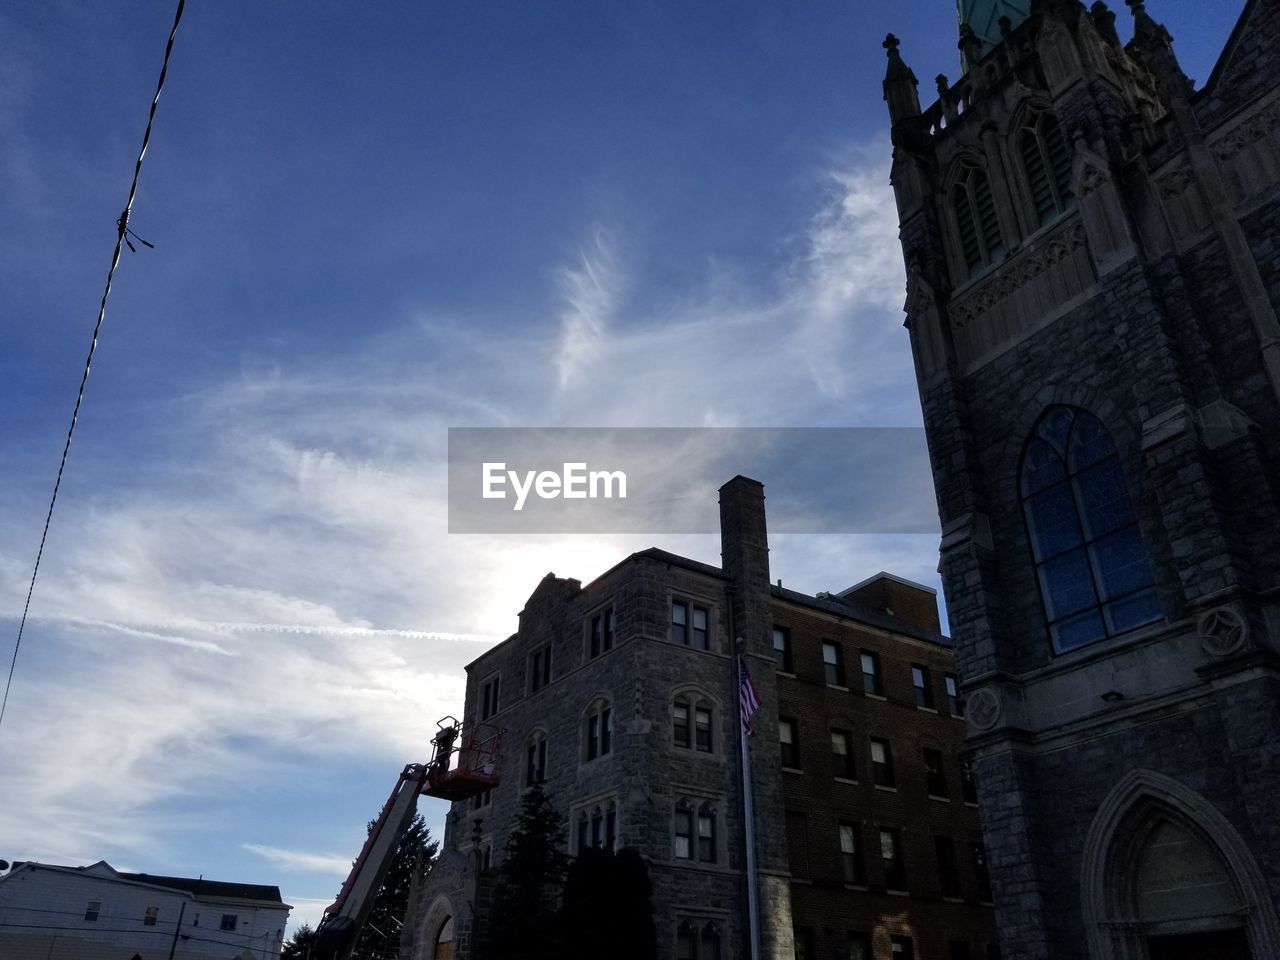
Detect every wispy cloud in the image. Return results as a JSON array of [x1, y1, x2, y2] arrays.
[[555, 228, 624, 389], [244, 844, 353, 876]]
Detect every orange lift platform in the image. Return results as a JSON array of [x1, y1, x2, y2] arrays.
[[421, 715, 503, 801]]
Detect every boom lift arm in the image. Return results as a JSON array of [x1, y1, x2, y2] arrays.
[[311, 717, 501, 960]]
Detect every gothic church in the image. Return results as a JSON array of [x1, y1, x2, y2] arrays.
[[884, 0, 1280, 957]]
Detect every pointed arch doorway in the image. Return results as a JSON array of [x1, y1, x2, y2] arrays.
[[1081, 770, 1280, 960]]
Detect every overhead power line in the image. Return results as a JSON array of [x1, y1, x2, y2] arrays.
[[0, 0, 187, 734]]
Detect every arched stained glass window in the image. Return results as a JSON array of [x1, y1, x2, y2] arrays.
[[1021, 407, 1161, 652]]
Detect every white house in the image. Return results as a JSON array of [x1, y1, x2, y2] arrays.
[[0, 860, 292, 960]]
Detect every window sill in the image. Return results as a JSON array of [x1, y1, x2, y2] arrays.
[[864, 692, 887, 701], [826, 683, 850, 692], [965, 801, 980, 808], [833, 776, 859, 786], [782, 766, 804, 775], [843, 883, 869, 891], [942, 896, 965, 904], [916, 706, 938, 714], [777, 670, 797, 679], [928, 794, 952, 802], [886, 888, 910, 897], [874, 784, 898, 793]]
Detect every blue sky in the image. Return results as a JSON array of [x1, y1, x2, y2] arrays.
[[0, 0, 1241, 934]]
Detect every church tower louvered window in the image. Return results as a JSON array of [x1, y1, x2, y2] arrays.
[[952, 165, 1004, 277], [1020, 112, 1074, 225]]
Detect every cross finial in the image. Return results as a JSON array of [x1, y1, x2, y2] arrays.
[[884, 33, 900, 55]]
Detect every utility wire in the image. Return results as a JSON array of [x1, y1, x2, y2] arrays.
[[0, 0, 186, 734]]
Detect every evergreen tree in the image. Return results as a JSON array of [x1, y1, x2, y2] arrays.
[[560, 846, 655, 960], [476, 781, 569, 960], [281, 922, 317, 960], [351, 812, 439, 960]]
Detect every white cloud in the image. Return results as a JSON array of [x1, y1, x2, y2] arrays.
[[243, 844, 353, 876], [0, 140, 927, 892]]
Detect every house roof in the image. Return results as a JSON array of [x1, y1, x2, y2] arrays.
[[5, 861, 287, 906]]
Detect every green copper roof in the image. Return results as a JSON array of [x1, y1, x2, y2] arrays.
[[957, 0, 1032, 57]]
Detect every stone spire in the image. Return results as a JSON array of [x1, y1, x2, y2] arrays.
[[882, 34, 922, 127], [1126, 0, 1192, 101]]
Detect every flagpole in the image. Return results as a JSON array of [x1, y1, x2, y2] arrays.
[[737, 643, 762, 960]]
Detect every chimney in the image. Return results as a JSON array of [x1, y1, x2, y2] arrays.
[[719, 476, 771, 657]]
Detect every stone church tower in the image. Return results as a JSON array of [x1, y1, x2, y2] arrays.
[[884, 1, 1280, 958]]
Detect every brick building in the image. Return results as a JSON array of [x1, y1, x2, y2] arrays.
[[406, 477, 994, 960], [882, 0, 1280, 958]]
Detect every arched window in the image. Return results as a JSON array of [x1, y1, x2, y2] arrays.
[[525, 731, 548, 786], [1021, 406, 1160, 652], [433, 917, 454, 960], [701, 923, 722, 960], [677, 921, 698, 960], [673, 695, 714, 754], [952, 164, 1004, 277], [584, 699, 613, 761], [1020, 112, 1074, 225]]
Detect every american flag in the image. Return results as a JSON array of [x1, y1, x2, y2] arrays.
[[738, 654, 761, 735]]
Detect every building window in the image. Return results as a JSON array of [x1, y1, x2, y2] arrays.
[[674, 701, 691, 748], [860, 650, 882, 696], [937, 835, 962, 898], [970, 840, 994, 902], [924, 748, 949, 798], [787, 810, 810, 878], [891, 935, 916, 960], [962, 760, 979, 804], [672, 601, 688, 645], [701, 923, 722, 960], [586, 701, 613, 760], [677, 921, 697, 960], [773, 626, 793, 672], [839, 821, 865, 884], [144, 907, 158, 926], [671, 601, 709, 649], [945, 673, 962, 716], [881, 828, 907, 892], [779, 717, 800, 769], [1021, 406, 1160, 653], [843, 932, 873, 960], [697, 803, 717, 863], [84, 901, 101, 922], [1020, 112, 1074, 225], [525, 733, 547, 786], [950, 943, 972, 960], [590, 607, 615, 658], [952, 164, 1004, 276], [480, 675, 500, 721], [481, 843, 493, 870], [529, 645, 552, 692], [472, 786, 492, 811], [870, 737, 895, 788], [821, 640, 846, 686], [911, 665, 934, 708], [674, 802, 693, 859], [220, 914, 238, 931], [794, 927, 815, 960], [673, 697, 714, 754], [831, 728, 855, 779], [695, 705, 712, 752]]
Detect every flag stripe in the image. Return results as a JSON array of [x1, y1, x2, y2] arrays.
[[738, 655, 761, 735]]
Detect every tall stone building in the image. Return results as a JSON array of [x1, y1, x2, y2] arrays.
[[883, 1, 1280, 958], [407, 477, 994, 960]]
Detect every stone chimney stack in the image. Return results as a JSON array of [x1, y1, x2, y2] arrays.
[[719, 475, 771, 655]]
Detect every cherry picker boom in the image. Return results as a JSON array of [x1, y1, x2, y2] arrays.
[[312, 717, 502, 960]]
